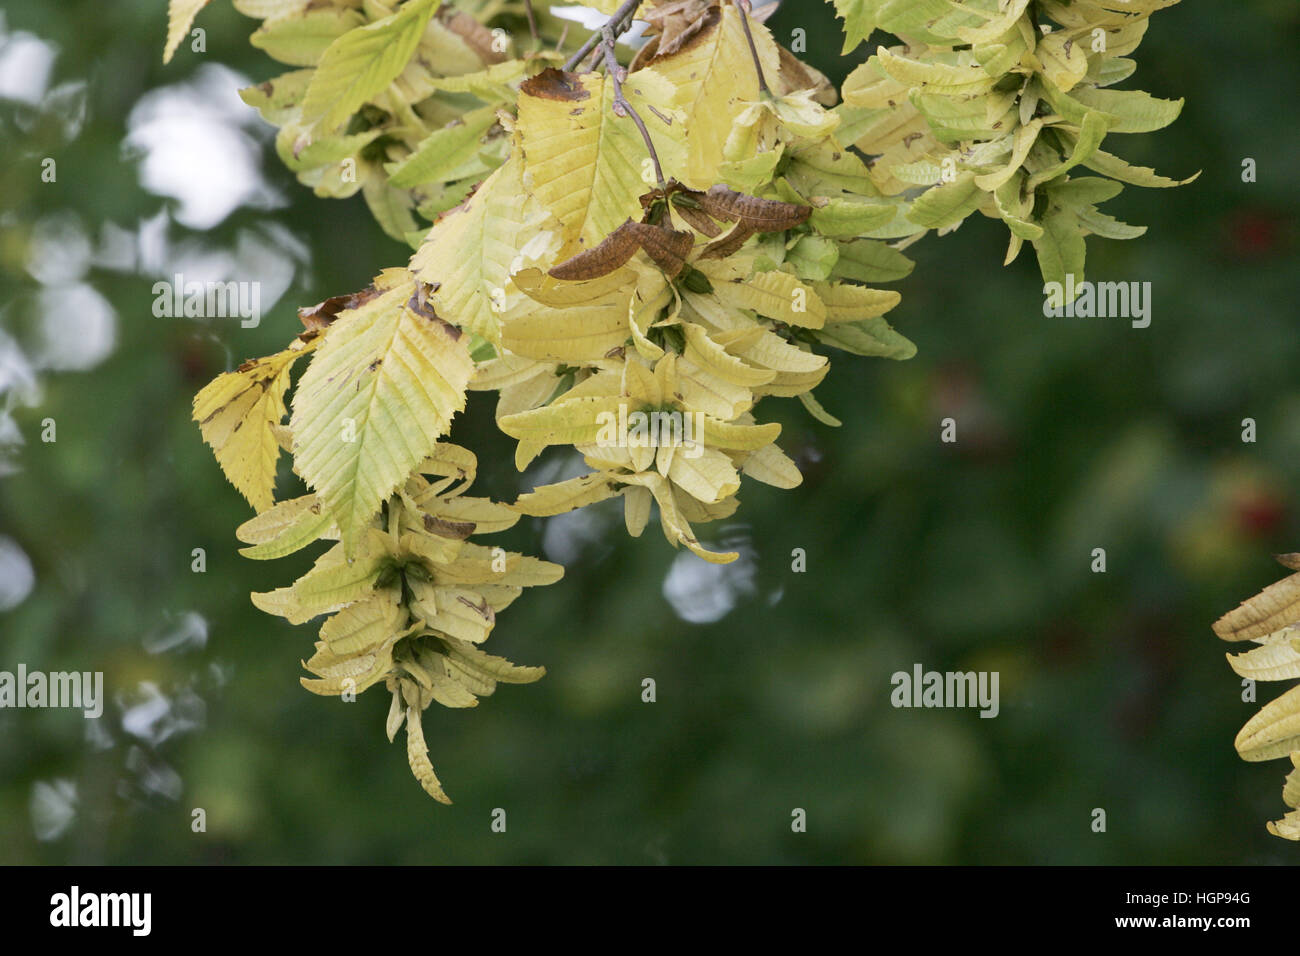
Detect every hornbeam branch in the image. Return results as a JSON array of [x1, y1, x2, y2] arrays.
[[523, 0, 539, 47], [563, 0, 641, 72], [732, 0, 770, 94], [600, 24, 665, 190]]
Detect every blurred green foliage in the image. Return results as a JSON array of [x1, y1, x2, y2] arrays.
[[0, 0, 1297, 864]]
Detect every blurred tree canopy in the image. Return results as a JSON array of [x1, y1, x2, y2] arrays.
[[0, 0, 1297, 863]]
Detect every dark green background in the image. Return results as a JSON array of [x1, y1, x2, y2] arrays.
[[1, 0, 1297, 864]]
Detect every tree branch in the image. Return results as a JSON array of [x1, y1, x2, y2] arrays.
[[563, 0, 642, 72], [523, 0, 539, 48], [732, 0, 769, 94], [600, 24, 665, 190]]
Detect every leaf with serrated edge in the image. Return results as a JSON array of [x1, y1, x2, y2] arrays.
[[290, 274, 474, 553]]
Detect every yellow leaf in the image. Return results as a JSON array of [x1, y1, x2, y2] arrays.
[[236, 494, 335, 560], [1214, 573, 1300, 643], [1227, 636, 1300, 682], [514, 473, 621, 516], [639, 4, 780, 187], [1236, 684, 1300, 763], [164, 0, 212, 64], [517, 69, 667, 256], [410, 151, 559, 344], [712, 270, 826, 328], [290, 277, 475, 552], [193, 338, 316, 512], [404, 704, 452, 804]]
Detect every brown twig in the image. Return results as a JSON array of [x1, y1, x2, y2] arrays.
[[562, 0, 641, 72], [600, 24, 665, 190], [523, 0, 539, 48], [732, 0, 769, 94]]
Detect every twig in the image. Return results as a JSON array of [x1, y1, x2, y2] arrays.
[[522, 0, 539, 48], [562, 0, 641, 72], [601, 24, 665, 190], [517, 0, 538, 47], [732, 0, 769, 94]]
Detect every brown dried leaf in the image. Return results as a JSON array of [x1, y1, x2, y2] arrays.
[[638, 179, 701, 211], [699, 222, 756, 259], [776, 44, 837, 107], [405, 288, 462, 340], [440, 7, 508, 65], [298, 286, 383, 332], [422, 513, 477, 540], [626, 221, 694, 277], [642, 0, 715, 57], [698, 184, 811, 231], [549, 220, 643, 279], [670, 199, 723, 237], [519, 67, 591, 102]]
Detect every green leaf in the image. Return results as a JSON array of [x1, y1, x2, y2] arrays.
[[785, 235, 840, 282], [362, 174, 420, 244], [236, 494, 335, 560], [827, 0, 884, 54], [1083, 147, 1200, 188], [1032, 203, 1086, 290], [1070, 87, 1184, 133], [907, 171, 983, 229], [300, 0, 441, 133], [386, 104, 499, 189], [815, 316, 916, 359], [798, 391, 842, 426], [1026, 111, 1110, 190], [239, 70, 315, 125], [808, 197, 898, 237], [410, 151, 558, 344], [1076, 206, 1146, 240], [832, 239, 915, 283], [250, 7, 365, 67]]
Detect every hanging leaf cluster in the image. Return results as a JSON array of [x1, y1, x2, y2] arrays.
[[1214, 557, 1300, 840], [169, 0, 1190, 801], [830, 0, 1196, 288]]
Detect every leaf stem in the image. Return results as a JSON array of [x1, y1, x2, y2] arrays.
[[522, 0, 539, 48], [562, 0, 642, 72], [732, 0, 769, 94]]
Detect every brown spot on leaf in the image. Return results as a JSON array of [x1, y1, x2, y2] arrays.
[[299, 286, 381, 331], [422, 513, 476, 540], [521, 68, 591, 102], [643, 5, 720, 64], [405, 290, 462, 340], [457, 594, 495, 624]]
